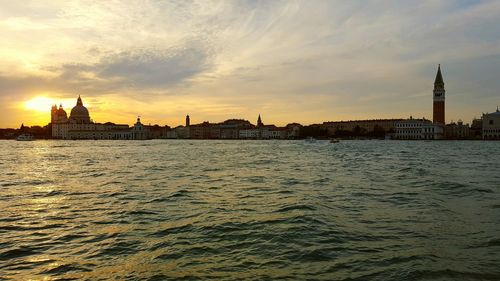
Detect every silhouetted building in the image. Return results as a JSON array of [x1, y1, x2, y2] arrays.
[[262, 126, 288, 139], [70, 96, 91, 124], [433, 64, 445, 125], [239, 128, 260, 139], [51, 96, 149, 140], [219, 119, 252, 139], [51, 104, 68, 124], [190, 122, 217, 139], [186, 114, 190, 127], [470, 118, 483, 139], [285, 123, 302, 139], [445, 120, 470, 139], [131, 117, 149, 140], [167, 126, 189, 139], [146, 124, 170, 139], [321, 119, 401, 136], [257, 114, 264, 127]]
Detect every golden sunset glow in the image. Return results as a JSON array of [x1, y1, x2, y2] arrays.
[[24, 96, 56, 112]]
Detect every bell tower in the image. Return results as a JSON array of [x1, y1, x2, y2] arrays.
[[51, 104, 58, 124], [257, 114, 264, 127], [433, 64, 445, 125]]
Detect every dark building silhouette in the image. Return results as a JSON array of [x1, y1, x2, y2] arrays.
[[433, 64, 445, 125], [70, 95, 91, 124], [186, 114, 190, 127], [257, 114, 264, 127]]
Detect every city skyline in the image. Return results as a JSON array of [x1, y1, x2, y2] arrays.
[[1, 1, 500, 128]]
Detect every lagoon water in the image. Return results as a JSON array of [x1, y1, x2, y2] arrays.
[[0, 140, 499, 280]]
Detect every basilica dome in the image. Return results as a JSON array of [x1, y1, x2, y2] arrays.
[[69, 96, 91, 124]]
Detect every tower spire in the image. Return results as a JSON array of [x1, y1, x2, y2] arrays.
[[434, 64, 444, 86], [433, 64, 445, 125], [257, 114, 263, 127]]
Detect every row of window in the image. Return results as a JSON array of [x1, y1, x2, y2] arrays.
[[396, 130, 436, 134], [396, 123, 431, 128], [394, 136, 435, 140]]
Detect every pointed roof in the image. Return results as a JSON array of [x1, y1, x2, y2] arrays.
[[257, 114, 263, 127], [77, 95, 83, 106], [434, 64, 444, 85]]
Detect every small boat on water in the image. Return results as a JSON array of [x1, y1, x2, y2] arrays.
[[304, 137, 316, 143], [16, 134, 34, 141], [330, 138, 340, 143]]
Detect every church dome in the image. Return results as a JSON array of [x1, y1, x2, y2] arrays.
[[69, 96, 91, 123], [57, 106, 67, 117]]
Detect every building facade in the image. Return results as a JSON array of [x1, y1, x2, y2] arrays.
[[321, 119, 402, 136], [445, 120, 470, 139], [482, 108, 500, 140], [51, 96, 149, 140], [393, 117, 443, 140]]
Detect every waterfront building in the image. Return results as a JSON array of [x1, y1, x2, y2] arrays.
[[51, 96, 149, 140], [445, 120, 470, 139], [166, 129, 178, 139], [189, 122, 217, 139], [238, 115, 289, 139], [262, 126, 288, 139], [175, 126, 190, 139], [285, 123, 302, 139], [321, 119, 402, 136], [184, 116, 289, 140], [394, 117, 443, 140], [147, 125, 170, 139], [219, 119, 252, 139], [433, 64, 445, 125], [482, 108, 500, 140], [239, 129, 260, 139], [470, 118, 483, 139], [131, 117, 150, 140]]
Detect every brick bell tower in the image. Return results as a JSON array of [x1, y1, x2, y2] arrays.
[[433, 64, 445, 125]]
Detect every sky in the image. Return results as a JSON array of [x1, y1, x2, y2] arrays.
[[0, 0, 499, 128]]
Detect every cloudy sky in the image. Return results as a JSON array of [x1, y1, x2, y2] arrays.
[[1, 0, 499, 127]]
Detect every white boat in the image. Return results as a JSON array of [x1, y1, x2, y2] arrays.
[[16, 134, 34, 141], [330, 138, 340, 143]]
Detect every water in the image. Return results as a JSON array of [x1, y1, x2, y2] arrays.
[[0, 140, 499, 280]]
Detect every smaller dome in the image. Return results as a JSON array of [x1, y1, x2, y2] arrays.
[[486, 107, 500, 115], [57, 104, 67, 117], [57, 108, 67, 117]]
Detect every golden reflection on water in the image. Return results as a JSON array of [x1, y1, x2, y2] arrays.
[[2, 140, 500, 280]]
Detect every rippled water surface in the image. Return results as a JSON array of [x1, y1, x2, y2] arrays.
[[1, 140, 499, 280]]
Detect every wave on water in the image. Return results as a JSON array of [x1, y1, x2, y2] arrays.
[[1, 140, 499, 280]]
